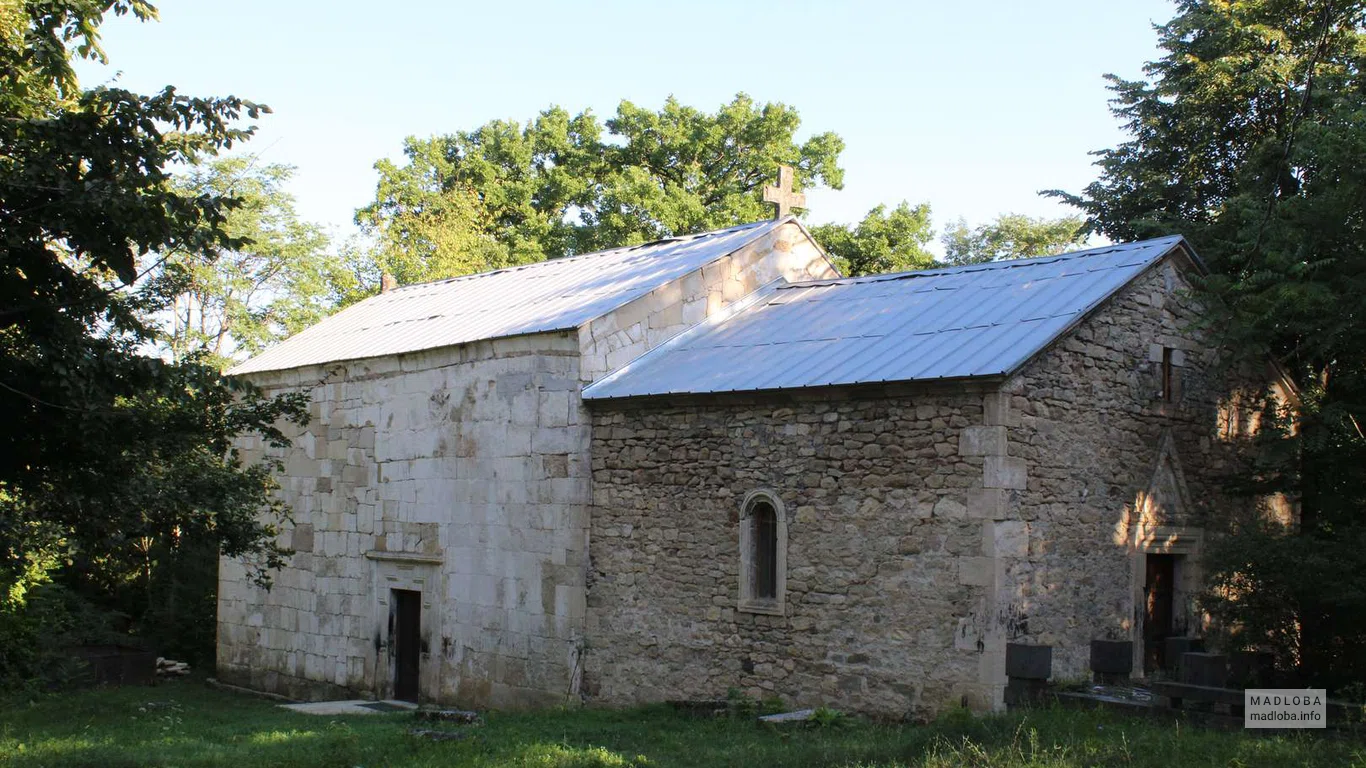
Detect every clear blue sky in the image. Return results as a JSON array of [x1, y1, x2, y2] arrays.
[[77, 0, 1176, 245]]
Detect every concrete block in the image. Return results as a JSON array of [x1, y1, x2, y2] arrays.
[[983, 456, 1027, 489], [958, 425, 1007, 456]]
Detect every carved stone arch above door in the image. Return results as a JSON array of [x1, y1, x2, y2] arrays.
[[1137, 429, 1195, 536], [1128, 430, 1205, 675]]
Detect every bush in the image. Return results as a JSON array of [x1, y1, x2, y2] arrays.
[[0, 583, 126, 694], [1202, 520, 1366, 690]]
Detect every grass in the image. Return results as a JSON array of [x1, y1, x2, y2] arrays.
[[0, 680, 1362, 767]]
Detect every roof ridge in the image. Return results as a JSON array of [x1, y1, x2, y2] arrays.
[[781, 234, 1185, 290], [389, 218, 783, 293]]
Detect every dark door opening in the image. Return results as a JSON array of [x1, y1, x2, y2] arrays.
[[391, 589, 421, 702], [1143, 554, 1176, 674]]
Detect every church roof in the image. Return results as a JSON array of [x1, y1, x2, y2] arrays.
[[581, 235, 1192, 400], [229, 219, 790, 375]]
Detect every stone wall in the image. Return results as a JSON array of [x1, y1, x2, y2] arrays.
[[219, 220, 835, 707], [584, 385, 1002, 719], [578, 221, 837, 383], [582, 253, 1279, 717], [218, 331, 591, 707], [1000, 258, 1273, 680]]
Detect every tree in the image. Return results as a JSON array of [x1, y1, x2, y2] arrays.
[[143, 157, 346, 368], [1053, 0, 1366, 685], [0, 1, 307, 675], [809, 203, 936, 277], [356, 94, 845, 288], [941, 213, 1087, 265]]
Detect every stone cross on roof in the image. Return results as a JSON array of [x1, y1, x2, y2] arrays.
[[763, 165, 806, 219]]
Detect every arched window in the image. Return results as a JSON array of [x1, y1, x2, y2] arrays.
[[751, 500, 778, 599], [739, 491, 787, 615]]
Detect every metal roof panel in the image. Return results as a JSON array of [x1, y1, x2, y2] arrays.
[[582, 236, 1188, 399], [229, 219, 788, 375]]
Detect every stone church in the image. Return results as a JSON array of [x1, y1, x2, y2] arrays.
[[218, 198, 1288, 716]]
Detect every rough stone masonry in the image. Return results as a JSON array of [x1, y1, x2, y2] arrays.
[[582, 260, 1285, 718], [219, 224, 1290, 719]]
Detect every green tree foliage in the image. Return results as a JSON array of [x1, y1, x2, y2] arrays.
[[809, 203, 936, 277], [355, 94, 846, 288], [0, 1, 307, 673], [143, 157, 348, 367], [941, 213, 1087, 266], [1054, 0, 1366, 685]]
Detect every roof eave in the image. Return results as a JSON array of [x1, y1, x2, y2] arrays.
[[582, 372, 1010, 405]]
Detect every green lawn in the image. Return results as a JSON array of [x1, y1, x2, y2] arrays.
[[0, 680, 1360, 767]]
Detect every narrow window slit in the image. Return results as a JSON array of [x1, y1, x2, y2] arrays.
[[1161, 347, 1174, 404]]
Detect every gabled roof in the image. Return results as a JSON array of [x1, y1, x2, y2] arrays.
[[582, 235, 1192, 400], [229, 219, 792, 375]]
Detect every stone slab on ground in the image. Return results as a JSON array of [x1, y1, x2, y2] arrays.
[[409, 728, 475, 741], [414, 708, 482, 724], [281, 700, 418, 716], [758, 709, 816, 724]]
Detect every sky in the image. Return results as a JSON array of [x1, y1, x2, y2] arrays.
[[76, 0, 1177, 247]]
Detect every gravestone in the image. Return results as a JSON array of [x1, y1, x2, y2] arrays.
[[1090, 640, 1133, 684], [1163, 637, 1203, 677], [1005, 643, 1052, 706], [1179, 652, 1227, 687]]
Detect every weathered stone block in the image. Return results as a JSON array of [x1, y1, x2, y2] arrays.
[[958, 557, 993, 586], [539, 391, 570, 428], [966, 488, 1008, 520], [990, 521, 1029, 558], [933, 497, 967, 518], [983, 456, 1027, 489], [983, 391, 1011, 426], [292, 524, 314, 554], [959, 426, 1006, 456], [1006, 643, 1052, 680]]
